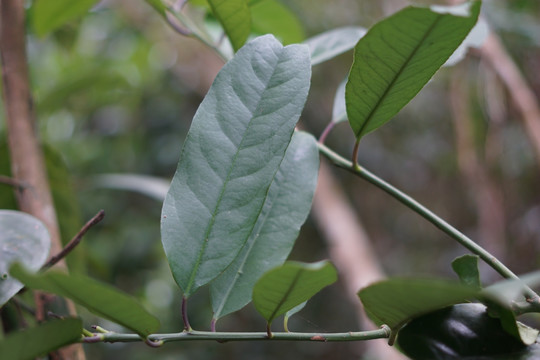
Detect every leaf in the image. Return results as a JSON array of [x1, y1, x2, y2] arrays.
[[452, 254, 481, 289], [305, 27, 367, 66], [92, 174, 170, 201], [144, 0, 168, 19], [161, 35, 311, 297], [345, 1, 481, 139], [252, 261, 337, 325], [480, 272, 540, 345], [250, 0, 304, 45], [0, 211, 50, 307], [32, 0, 99, 37], [10, 263, 160, 337], [0, 318, 82, 360], [332, 79, 347, 124], [210, 131, 320, 320], [358, 278, 478, 330], [208, 0, 251, 52], [284, 301, 307, 332]]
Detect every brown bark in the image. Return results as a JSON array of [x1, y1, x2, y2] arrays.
[[449, 66, 507, 259], [312, 161, 407, 360], [0, 1, 85, 359], [479, 33, 540, 167]]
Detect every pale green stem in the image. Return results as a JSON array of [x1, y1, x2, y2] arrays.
[[82, 327, 390, 344], [317, 142, 540, 302]]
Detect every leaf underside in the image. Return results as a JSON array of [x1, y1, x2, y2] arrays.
[[0, 211, 50, 307], [211, 131, 319, 321], [346, 1, 481, 139], [161, 35, 311, 297]]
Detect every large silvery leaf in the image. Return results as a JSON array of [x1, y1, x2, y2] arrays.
[[0, 210, 50, 306], [210, 131, 319, 321], [346, 1, 480, 139], [208, 0, 251, 52], [161, 35, 311, 297], [252, 261, 337, 325]]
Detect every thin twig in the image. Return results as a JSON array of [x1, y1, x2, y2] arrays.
[[42, 210, 105, 270], [317, 142, 540, 303], [0, 175, 28, 190], [81, 328, 390, 344]]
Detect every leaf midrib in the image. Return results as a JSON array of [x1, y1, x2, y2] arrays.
[[354, 13, 443, 139], [267, 269, 303, 323]]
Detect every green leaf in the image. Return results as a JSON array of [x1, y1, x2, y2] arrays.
[[208, 0, 251, 52], [0, 318, 82, 360], [481, 272, 540, 345], [332, 79, 347, 124], [210, 131, 320, 321], [305, 27, 366, 66], [161, 35, 311, 297], [252, 261, 337, 325], [250, 0, 304, 45], [0, 211, 50, 307], [10, 263, 160, 337], [452, 254, 481, 289], [32, 0, 99, 37], [345, 1, 481, 139], [358, 278, 478, 330], [144, 0, 168, 19], [284, 301, 307, 332]]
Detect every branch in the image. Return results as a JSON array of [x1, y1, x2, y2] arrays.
[[317, 143, 540, 302], [0, 1, 85, 358], [478, 32, 540, 166], [42, 210, 105, 270], [82, 328, 391, 345]]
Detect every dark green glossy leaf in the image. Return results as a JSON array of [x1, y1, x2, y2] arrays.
[[397, 303, 529, 360], [0, 318, 82, 360], [346, 1, 480, 139], [358, 278, 478, 330], [0, 211, 50, 306], [32, 0, 99, 36], [161, 35, 311, 297], [10, 263, 160, 337], [253, 261, 337, 324], [208, 0, 251, 52], [305, 27, 366, 66], [452, 254, 481, 289], [210, 131, 319, 321], [250, 0, 304, 45]]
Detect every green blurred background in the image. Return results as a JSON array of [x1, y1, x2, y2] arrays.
[[1, 0, 540, 358]]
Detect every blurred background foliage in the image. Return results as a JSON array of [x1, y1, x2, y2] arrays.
[[1, 0, 540, 359]]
